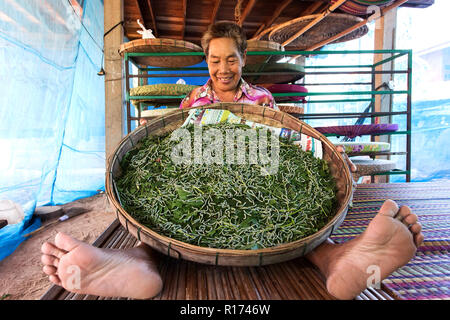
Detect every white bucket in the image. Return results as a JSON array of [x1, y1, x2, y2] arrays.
[[0, 200, 25, 225]]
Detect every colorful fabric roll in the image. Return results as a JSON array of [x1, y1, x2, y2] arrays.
[[259, 84, 308, 103], [334, 141, 391, 154], [332, 0, 394, 16]]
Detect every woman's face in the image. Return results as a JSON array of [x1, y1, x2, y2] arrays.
[[206, 37, 246, 95]]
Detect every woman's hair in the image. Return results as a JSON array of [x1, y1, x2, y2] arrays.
[[201, 21, 247, 58]]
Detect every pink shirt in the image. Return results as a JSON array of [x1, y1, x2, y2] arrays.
[[180, 78, 278, 110]]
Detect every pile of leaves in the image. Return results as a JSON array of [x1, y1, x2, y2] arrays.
[[116, 123, 337, 250]]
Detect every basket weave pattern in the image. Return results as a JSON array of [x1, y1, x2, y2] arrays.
[[266, 13, 369, 50], [106, 103, 353, 266], [246, 40, 285, 65], [119, 38, 204, 67]]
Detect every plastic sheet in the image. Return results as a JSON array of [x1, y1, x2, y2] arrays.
[[0, 0, 104, 261]]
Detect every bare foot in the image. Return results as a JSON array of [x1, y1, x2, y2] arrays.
[[307, 199, 424, 300], [41, 232, 163, 299]]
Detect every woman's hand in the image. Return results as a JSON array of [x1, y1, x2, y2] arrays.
[[336, 145, 358, 190]]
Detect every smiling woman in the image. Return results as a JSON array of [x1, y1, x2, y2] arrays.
[[180, 21, 277, 109], [207, 37, 244, 100]]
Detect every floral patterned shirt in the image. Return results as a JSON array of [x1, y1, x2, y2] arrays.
[[180, 78, 278, 110]]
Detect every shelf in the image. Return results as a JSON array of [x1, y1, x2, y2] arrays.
[[123, 49, 412, 181], [347, 151, 408, 158], [323, 131, 410, 138]]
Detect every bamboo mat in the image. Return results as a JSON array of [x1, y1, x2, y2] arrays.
[[41, 182, 450, 300], [40, 217, 393, 300], [330, 182, 450, 300]]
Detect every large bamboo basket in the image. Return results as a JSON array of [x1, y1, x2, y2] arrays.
[[265, 13, 369, 50], [106, 103, 353, 266], [246, 39, 285, 65], [119, 38, 204, 67], [243, 62, 305, 84]]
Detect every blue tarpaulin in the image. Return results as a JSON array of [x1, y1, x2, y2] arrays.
[[0, 0, 104, 261]]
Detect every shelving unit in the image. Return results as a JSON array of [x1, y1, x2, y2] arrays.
[[122, 49, 412, 182]]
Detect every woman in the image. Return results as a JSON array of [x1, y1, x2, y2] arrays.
[[40, 22, 423, 300], [180, 22, 276, 110]]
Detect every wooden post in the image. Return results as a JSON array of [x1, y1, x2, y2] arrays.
[[104, 0, 124, 165], [373, 8, 397, 183]]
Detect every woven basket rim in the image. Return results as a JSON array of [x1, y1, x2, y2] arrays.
[[247, 39, 285, 51], [245, 40, 285, 65], [251, 23, 284, 41], [243, 62, 305, 84], [119, 38, 203, 55], [119, 38, 204, 68], [106, 103, 353, 261], [268, 13, 365, 36]]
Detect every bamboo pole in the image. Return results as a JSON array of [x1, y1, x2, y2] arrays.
[[273, 0, 348, 48], [288, 0, 408, 61]]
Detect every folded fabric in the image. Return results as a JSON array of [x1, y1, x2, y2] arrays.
[[130, 83, 199, 105], [333, 141, 391, 154], [314, 124, 398, 139], [331, 0, 394, 16]]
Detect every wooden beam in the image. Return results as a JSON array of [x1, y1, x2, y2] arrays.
[[302, 1, 324, 16], [145, 0, 158, 37], [252, 0, 292, 38], [104, 0, 124, 164], [238, 0, 257, 26], [373, 8, 398, 183], [135, 0, 145, 28], [181, 0, 187, 38], [210, 0, 222, 25]]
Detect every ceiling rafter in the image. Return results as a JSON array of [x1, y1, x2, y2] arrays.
[[252, 0, 292, 38], [145, 0, 158, 37], [181, 0, 187, 38], [135, 0, 146, 29], [210, 0, 223, 25], [302, 1, 325, 16], [237, 0, 257, 27]]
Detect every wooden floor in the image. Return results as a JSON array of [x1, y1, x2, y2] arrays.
[[40, 219, 395, 300]]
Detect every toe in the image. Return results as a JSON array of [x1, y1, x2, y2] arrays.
[[55, 232, 82, 252], [41, 254, 60, 267], [41, 242, 66, 259], [378, 199, 400, 218], [414, 233, 424, 247], [403, 213, 418, 227], [393, 205, 413, 222], [409, 222, 422, 234], [43, 265, 57, 276], [49, 275, 62, 286]]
